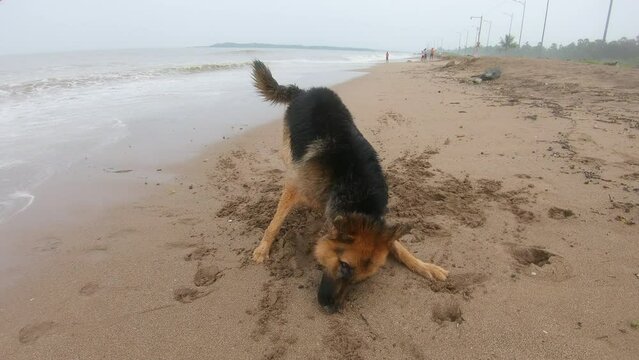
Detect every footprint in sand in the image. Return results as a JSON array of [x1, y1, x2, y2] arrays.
[[548, 206, 575, 219], [173, 287, 212, 303], [79, 282, 100, 296], [505, 244, 573, 281], [18, 321, 57, 344], [193, 264, 223, 287], [33, 236, 61, 252], [184, 245, 216, 261]]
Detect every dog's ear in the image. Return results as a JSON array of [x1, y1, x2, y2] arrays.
[[384, 223, 410, 244]]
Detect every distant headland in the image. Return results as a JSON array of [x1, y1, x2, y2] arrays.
[[209, 42, 378, 52]]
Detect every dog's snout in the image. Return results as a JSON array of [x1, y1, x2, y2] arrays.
[[318, 272, 337, 310], [318, 270, 352, 313]]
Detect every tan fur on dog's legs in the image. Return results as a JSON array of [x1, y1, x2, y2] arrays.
[[252, 183, 299, 263], [391, 240, 448, 281]]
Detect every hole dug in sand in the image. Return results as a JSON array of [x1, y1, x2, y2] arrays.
[[432, 300, 463, 325]]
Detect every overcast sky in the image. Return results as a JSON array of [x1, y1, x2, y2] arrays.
[[1, 0, 637, 55]]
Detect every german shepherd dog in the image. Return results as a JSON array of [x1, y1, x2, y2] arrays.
[[250, 61, 448, 313]]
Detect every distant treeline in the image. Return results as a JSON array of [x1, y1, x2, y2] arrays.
[[451, 36, 639, 66]]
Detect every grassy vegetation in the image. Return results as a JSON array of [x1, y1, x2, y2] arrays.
[[448, 36, 639, 68]]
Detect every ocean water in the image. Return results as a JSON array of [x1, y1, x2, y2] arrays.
[[0, 47, 411, 223]]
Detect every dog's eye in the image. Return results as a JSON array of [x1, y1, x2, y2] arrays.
[[339, 261, 353, 279]]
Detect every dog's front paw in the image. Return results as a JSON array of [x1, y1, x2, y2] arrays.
[[252, 245, 270, 263], [428, 265, 449, 281]]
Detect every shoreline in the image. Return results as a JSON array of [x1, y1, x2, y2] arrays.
[[0, 55, 379, 283], [2, 57, 638, 359], [0, 47, 399, 228], [0, 61, 377, 291], [0, 60, 376, 243]]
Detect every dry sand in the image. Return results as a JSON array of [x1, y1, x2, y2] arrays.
[[1, 57, 638, 359]]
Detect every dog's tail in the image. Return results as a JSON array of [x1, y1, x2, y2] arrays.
[[251, 60, 302, 104]]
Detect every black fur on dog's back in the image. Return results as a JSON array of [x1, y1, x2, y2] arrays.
[[285, 88, 389, 220], [251, 60, 388, 221]]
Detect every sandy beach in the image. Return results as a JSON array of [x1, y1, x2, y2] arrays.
[[1, 57, 638, 359]]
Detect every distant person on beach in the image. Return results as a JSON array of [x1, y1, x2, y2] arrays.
[[430, 48, 435, 60], [385, 51, 389, 63]]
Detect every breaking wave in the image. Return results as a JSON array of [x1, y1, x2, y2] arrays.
[[0, 62, 250, 97]]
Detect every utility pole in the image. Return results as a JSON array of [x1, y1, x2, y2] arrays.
[[540, 0, 550, 47], [457, 32, 462, 53], [483, 19, 492, 47], [504, 12, 514, 38], [511, 0, 526, 47], [465, 30, 469, 54], [470, 16, 483, 56], [603, 0, 613, 42]]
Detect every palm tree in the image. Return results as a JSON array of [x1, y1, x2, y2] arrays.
[[499, 34, 518, 51]]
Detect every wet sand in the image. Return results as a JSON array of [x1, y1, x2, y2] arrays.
[[1, 57, 638, 359]]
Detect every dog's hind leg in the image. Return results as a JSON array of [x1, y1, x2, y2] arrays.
[[390, 240, 448, 281], [252, 182, 300, 263]]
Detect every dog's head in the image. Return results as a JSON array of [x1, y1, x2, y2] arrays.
[[313, 213, 408, 313]]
